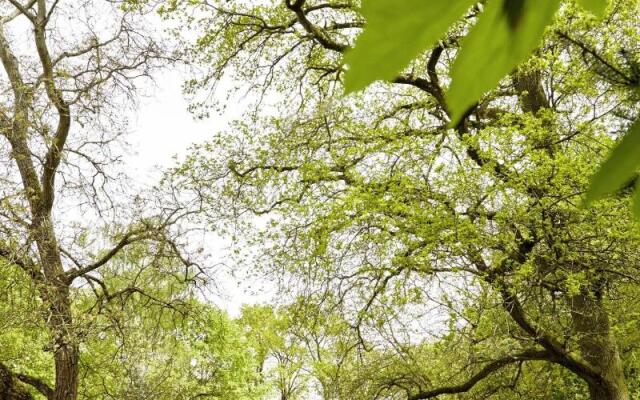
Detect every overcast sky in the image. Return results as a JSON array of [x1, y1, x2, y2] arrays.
[[125, 68, 273, 316]]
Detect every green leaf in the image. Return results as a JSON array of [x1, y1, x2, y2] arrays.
[[586, 119, 640, 203], [342, 0, 476, 94], [632, 185, 640, 219], [447, 0, 560, 124], [577, 0, 608, 17], [503, 0, 527, 30]]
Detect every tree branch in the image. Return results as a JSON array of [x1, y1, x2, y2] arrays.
[[285, 0, 348, 52], [5, 0, 36, 23], [64, 229, 153, 282], [15, 373, 54, 400], [499, 288, 601, 383], [407, 350, 551, 400], [556, 30, 637, 86], [0, 363, 53, 400], [0, 245, 41, 280], [33, 0, 71, 215], [1, 0, 37, 23]]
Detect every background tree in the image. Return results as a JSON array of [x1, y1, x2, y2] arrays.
[[240, 305, 311, 400], [1, 241, 264, 400]]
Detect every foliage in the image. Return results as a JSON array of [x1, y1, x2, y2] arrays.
[[342, 0, 476, 94], [447, 0, 559, 122], [586, 119, 640, 212], [164, 0, 640, 398], [344, 0, 640, 213], [0, 248, 265, 400]]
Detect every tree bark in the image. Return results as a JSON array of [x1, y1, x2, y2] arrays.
[[34, 218, 78, 400], [571, 292, 629, 400]]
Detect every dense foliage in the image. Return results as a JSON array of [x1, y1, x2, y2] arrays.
[[166, 0, 640, 399]]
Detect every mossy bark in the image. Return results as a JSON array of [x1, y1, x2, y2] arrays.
[[571, 292, 628, 400]]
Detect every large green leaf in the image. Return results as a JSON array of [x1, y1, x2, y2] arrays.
[[577, 0, 609, 17], [632, 186, 640, 219], [586, 119, 640, 203], [447, 0, 560, 123], [342, 0, 476, 94]]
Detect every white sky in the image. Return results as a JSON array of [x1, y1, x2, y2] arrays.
[[129, 73, 206, 173], [125, 68, 273, 316]]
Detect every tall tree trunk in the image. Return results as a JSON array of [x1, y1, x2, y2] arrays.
[[52, 340, 78, 400], [35, 218, 78, 400], [512, 68, 628, 400], [1, 15, 78, 398], [571, 292, 628, 400], [48, 284, 78, 400]]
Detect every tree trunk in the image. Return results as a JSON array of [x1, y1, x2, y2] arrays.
[[52, 340, 78, 400], [571, 292, 629, 400], [48, 286, 78, 400], [513, 69, 550, 113], [34, 217, 78, 400]]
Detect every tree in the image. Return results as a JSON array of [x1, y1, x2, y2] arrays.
[[240, 305, 311, 400], [77, 299, 263, 400], [0, 2, 200, 399], [238, 301, 362, 400], [1, 239, 263, 400], [167, 0, 640, 399]]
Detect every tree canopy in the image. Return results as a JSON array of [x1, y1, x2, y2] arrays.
[[167, 0, 640, 398], [1, 1, 640, 400]]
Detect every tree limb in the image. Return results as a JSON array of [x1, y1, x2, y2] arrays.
[[33, 0, 71, 215], [407, 350, 551, 400], [0, 363, 53, 400], [64, 229, 153, 282], [1, 0, 37, 23], [5, 0, 36, 23], [15, 373, 54, 400]]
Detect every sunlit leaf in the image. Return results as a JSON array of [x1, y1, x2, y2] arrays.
[[447, 0, 560, 124], [503, 0, 527, 30], [586, 119, 640, 203], [577, 0, 609, 17], [632, 186, 640, 219], [343, 0, 476, 94]]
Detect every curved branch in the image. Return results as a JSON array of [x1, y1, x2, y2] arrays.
[[0, 363, 52, 400], [556, 30, 637, 86], [469, 244, 602, 386], [499, 288, 601, 383], [285, 0, 348, 52], [0, 25, 43, 211], [1, 0, 37, 23], [5, 0, 36, 23], [15, 373, 54, 400], [64, 229, 153, 282], [33, 0, 71, 215], [407, 350, 551, 400]]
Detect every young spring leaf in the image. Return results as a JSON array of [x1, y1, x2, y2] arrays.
[[503, 0, 527, 30], [586, 118, 640, 203], [577, 0, 609, 17], [447, 0, 560, 124], [632, 185, 640, 219], [342, 0, 476, 94]]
